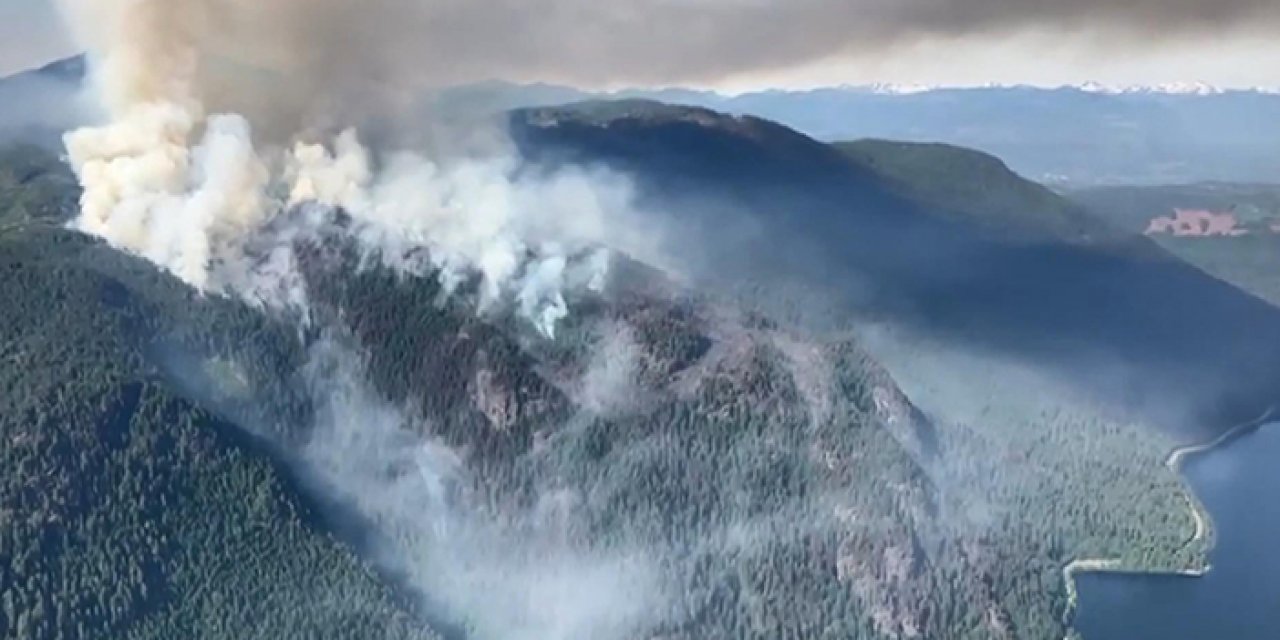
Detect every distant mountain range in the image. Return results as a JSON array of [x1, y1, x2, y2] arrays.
[[849, 81, 1280, 97], [6, 55, 1280, 186]]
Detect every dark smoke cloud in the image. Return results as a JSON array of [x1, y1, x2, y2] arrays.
[[51, 0, 1280, 134], [204, 0, 1280, 89]]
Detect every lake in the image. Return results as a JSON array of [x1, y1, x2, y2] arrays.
[[1074, 425, 1280, 639]]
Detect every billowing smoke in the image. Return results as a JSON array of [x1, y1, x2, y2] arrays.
[[55, 0, 662, 332], [285, 134, 635, 330]]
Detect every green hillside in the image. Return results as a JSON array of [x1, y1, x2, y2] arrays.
[[835, 139, 1120, 244], [1071, 183, 1280, 235], [0, 140, 1218, 640], [0, 156, 434, 640], [1152, 235, 1280, 307], [1071, 184, 1280, 307]]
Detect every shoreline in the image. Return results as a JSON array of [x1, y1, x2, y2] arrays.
[[1060, 406, 1276, 634], [1165, 407, 1276, 473], [1062, 558, 1121, 617]]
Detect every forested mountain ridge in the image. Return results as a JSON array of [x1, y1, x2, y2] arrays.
[[513, 101, 1280, 436], [8, 59, 1275, 640], [834, 139, 1121, 245], [0, 144, 984, 638], [439, 80, 1280, 186], [0, 160, 436, 639], [0, 138, 1208, 640]]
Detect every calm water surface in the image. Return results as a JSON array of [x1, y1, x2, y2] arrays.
[[1074, 425, 1280, 640]]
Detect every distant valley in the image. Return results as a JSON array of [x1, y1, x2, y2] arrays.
[[1071, 183, 1280, 307]]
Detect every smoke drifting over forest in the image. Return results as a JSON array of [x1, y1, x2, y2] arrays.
[[17, 2, 1269, 639], [55, 0, 665, 324], [293, 337, 673, 640], [54, 0, 678, 637]]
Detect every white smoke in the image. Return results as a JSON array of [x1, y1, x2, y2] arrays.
[[54, 0, 658, 335], [299, 337, 672, 640], [573, 322, 644, 416], [289, 135, 632, 320]]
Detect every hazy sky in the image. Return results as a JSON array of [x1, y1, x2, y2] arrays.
[[0, 0, 72, 77], [3, 0, 1279, 92]]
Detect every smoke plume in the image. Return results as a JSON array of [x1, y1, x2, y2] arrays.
[[54, 0, 664, 331]]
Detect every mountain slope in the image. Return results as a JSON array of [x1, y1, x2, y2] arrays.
[[513, 101, 1280, 435], [0, 58, 86, 147], [0, 139, 1208, 640], [0, 144, 974, 639], [427, 79, 1280, 185], [291, 222, 1200, 640], [0, 179, 434, 639], [721, 86, 1280, 185], [835, 139, 1119, 244]]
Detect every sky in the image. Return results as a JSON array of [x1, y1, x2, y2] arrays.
[[2, 0, 1279, 92], [0, 0, 73, 77]]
